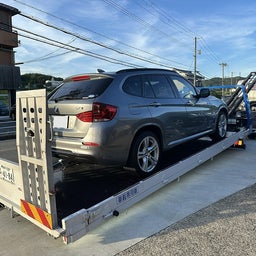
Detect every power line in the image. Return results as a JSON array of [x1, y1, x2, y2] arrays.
[[15, 50, 73, 65], [18, 33, 141, 68], [13, 0, 189, 69], [138, 0, 195, 37], [18, 12, 190, 69], [12, 0, 223, 77], [136, 0, 223, 65], [101, 0, 170, 38], [16, 27, 143, 68], [16, 38, 77, 64]]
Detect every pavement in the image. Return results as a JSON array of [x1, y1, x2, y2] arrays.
[[0, 138, 255, 256], [117, 183, 256, 256]]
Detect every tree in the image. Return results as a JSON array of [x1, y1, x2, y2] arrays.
[[20, 73, 63, 90]]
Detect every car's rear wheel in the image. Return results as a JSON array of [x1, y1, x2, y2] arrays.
[[210, 111, 228, 141], [128, 131, 161, 177]]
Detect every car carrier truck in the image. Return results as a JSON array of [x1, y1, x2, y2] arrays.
[[0, 72, 255, 244]]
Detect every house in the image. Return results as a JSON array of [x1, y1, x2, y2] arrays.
[[173, 68, 205, 87]]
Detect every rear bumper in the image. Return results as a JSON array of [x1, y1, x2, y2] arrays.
[[51, 136, 129, 165]]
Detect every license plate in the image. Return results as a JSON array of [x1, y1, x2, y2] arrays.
[[52, 115, 68, 128], [0, 165, 15, 183]]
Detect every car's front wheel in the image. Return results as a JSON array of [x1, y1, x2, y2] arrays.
[[128, 131, 161, 177], [210, 111, 228, 141]]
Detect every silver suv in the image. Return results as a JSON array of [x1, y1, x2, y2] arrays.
[[48, 68, 228, 176]]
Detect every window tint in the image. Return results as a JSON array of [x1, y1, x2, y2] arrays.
[[49, 77, 113, 101], [145, 74, 175, 99], [143, 81, 155, 98], [123, 75, 142, 97], [170, 76, 197, 99]]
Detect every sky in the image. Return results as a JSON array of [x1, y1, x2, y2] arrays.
[[3, 0, 256, 79]]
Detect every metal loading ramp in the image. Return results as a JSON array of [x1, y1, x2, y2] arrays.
[[0, 89, 62, 237], [227, 71, 256, 116], [0, 89, 250, 244]]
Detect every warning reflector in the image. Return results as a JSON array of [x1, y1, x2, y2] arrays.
[[20, 199, 53, 229], [232, 139, 246, 149]]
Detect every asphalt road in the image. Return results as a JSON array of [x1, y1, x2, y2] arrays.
[[116, 182, 256, 256]]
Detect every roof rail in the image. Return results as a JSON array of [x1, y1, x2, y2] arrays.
[[116, 68, 176, 74]]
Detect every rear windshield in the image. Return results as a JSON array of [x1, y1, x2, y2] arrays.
[[49, 77, 113, 102]]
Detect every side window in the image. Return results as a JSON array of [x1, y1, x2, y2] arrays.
[[145, 74, 175, 99], [123, 75, 142, 97], [170, 76, 197, 99], [143, 81, 155, 98]]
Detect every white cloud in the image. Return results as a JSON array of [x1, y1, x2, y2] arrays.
[[3, 0, 256, 78]]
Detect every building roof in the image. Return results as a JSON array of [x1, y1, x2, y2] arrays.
[[173, 68, 205, 79], [0, 3, 20, 16]]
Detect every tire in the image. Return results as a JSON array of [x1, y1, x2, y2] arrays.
[[210, 111, 228, 141], [128, 131, 161, 177]]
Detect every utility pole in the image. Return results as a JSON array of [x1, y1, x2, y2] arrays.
[[193, 37, 201, 86], [220, 63, 227, 85], [220, 63, 227, 97], [193, 37, 197, 86]]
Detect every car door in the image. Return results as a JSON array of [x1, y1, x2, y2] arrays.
[[143, 74, 188, 146], [169, 75, 213, 135]]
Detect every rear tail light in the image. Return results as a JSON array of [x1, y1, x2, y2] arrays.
[[76, 111, 93, 122], [93, 102, 117, 121], [76, 102, 117, 122]]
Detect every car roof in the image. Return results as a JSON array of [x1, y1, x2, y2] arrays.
[[116, 68, 178, 74], [65, 68, 179, 82]]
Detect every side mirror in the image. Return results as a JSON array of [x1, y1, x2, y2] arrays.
[[199, 88, 210, 98]]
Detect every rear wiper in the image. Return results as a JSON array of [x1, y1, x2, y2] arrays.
[[53, 94, 97, 102], [82, 94, 97, 99]]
